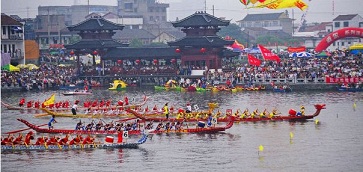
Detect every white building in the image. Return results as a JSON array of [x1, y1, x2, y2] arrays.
[[1, 13, 25, 64], [330, 14, 363, 50]]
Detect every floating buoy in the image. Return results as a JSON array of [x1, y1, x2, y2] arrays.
[[315, 119, 319, 125], [290, 132, 294, 139], [259, 145, 264, 152], [353, 102, 357, 111]]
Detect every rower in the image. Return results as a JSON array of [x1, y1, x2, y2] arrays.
[[95, 120, 103, 131], [260, 109, 267, 118], [35, 136, 46, 145], [24, 131, 34, 145], [82, 134, 94, 144], [75, 120, 84, 130], [27, 101, 32, 108], [58, 134, 69, 145], [19, 98, 25, 107], [13, 133, 23, 145], [251, 109, 259, 118], [85, 120, 95, 131]]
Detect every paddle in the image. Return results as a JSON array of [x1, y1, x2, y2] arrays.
[[34, 113, 50, 118], [5, 124, 48, 134]]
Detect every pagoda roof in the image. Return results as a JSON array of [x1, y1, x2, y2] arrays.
[[65, 39, 128, 49], [67, 16, 124, 31], [220, 49, 240, 57], [168, 36, 234, 47], [103, 47, 180, 60], [172, 11, 230, 28]]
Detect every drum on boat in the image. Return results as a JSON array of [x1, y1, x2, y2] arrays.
[[105, 136, 114, 143], [198, 121, 205, 128], [288, 109, 297, 116]]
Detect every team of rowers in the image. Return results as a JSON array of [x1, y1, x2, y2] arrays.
[[1, 131, 96, 146], [75, 119, 140, 131], [175, 106, 305, 119]]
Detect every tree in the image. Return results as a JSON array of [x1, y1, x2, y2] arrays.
[[218, 23, 247, 44]]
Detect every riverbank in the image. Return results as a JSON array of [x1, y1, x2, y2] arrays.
[[1, 81, 339, 92]]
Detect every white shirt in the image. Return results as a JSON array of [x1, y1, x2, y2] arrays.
[[187, 105, 192, 111]]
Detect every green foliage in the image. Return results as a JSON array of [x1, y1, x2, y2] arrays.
[[218, 23, 247, 44], [129, 38, 143, 48]]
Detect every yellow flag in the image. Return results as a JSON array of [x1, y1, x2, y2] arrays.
[[259, 145, 264, 152], [43, 94, 55, 106], [250, 0, 308, 11]]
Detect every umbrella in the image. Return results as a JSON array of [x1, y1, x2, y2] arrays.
[[1, 64, 20, 72], [289, 52, 298, 58], [297, 52, 312, 58], [349, 44, 363, 50]]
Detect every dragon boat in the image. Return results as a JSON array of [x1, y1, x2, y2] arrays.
[[127, 104, 326, 123], [1, 96, 148, 112], [17, 114, 234, 135], [1, 133, 148, 151]]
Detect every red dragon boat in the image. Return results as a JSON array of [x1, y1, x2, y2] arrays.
[[1, 132, 148, 151], [16, 115, 234, 135], [127, 104, 326, 123]]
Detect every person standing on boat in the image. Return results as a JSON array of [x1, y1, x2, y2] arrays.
[[48, 115, 57, 130], [186, 102, 192, 113], [300, 105, 305, 116], [72, 100, 79, 115], [164, 103, 169, 120]]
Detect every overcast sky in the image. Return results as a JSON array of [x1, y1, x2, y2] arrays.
[[1, 0, 363, 24]]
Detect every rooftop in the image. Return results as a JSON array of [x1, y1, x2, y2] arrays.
[[333, 14, 358, 21], [172, 11, 230, 28]]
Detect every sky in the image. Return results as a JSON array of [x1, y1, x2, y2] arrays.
[[1, 0, 363, 24]]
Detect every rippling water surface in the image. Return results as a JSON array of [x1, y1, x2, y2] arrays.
[[1, 88, 363, 172]]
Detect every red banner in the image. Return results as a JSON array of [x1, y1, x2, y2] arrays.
[[325, 76, 363, 83], [258, 44, 281, 62], [287, 46, 306, 53], [247, 54, 261, 66]]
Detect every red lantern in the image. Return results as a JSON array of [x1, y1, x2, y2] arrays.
[[135, 60, 140, 64], [200, 48, 206, 53], [171, 59, 176, 63], [117, 60, 122, 64], [93, 50, 98, 55], [153, 59, 158, 64], [70, 50, 74, 55], [175, 48, 181, 53]]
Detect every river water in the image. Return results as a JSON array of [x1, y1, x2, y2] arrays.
[[1, 88, 363, 172]]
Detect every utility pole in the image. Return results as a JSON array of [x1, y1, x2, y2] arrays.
[[47, 8, 50, 47], [88, 0, 90, 14], [204, 0, 207, 12]]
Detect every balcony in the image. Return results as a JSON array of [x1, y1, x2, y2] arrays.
[[9, 35, 23, 40]]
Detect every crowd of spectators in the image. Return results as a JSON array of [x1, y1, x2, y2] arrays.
[[2, 50, 362, 91]]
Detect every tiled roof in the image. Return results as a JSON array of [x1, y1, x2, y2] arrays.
[[333, 14, 358, 21], [304, 22, 332, 32], [64, 39, 128, 49], [168, 36, 234, 47], [239, 13, 283, 22], [1, 14, 23, 26], [172, 11, 230, 27], [67, 16, 124, 31], [113, 29, 156, 40], [103, 47, 180, 60]]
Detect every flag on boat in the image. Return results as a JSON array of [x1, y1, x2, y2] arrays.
[[258, 44, 281, 62], [43, 94, 55, 106], [247, 54, 261, 66]]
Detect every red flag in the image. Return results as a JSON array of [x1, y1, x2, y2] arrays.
[[247, 54, 261, 66], [258, 44, 281, 62]]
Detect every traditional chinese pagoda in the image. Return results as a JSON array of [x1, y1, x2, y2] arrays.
[[65, 16, 127, 69], [168, 11, 237, 70]]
